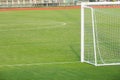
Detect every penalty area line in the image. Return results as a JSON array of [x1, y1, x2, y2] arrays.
[[0, 61, 80, 67], [0, 22, 67, 32]]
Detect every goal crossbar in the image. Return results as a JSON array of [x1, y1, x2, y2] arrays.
[[81, 2, 120, 6]]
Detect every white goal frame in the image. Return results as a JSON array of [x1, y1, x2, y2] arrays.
[[81, 2, 120, 66]]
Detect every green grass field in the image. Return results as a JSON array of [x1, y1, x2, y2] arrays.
[[0, 9, 120, 80]]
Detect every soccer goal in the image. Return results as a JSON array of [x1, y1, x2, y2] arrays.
[[81, 2, 120, 66]]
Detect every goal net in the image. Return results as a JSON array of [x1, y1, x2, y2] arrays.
[[81, 2, 120, 66]]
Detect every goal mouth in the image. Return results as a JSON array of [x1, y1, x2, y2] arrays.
[[81, 2, 120, 66]]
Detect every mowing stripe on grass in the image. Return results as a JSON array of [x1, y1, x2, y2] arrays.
[[0, 61, 80, 67], [0, 22, 67, 32]]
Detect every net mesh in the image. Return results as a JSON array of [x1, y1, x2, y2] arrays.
[[84, 4, 120, 65]]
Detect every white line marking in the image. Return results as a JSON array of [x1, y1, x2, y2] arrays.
[[0, 61, 80, 67], [0, 22, 67, 32]]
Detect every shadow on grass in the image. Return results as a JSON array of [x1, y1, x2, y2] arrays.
[[69, 44, 80, 60]]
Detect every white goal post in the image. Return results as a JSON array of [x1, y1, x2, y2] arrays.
[[81, 2, 120, 66]]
